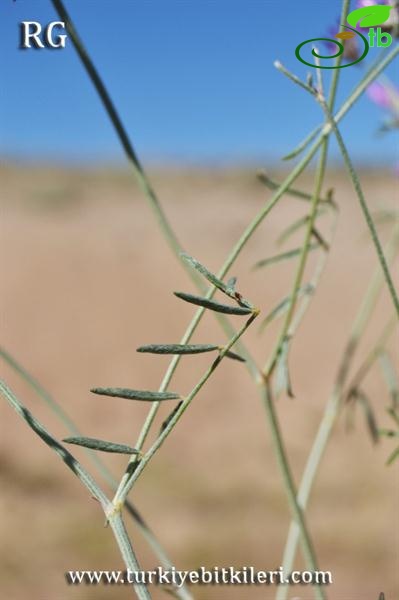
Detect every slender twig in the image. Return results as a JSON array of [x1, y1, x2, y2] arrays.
[[0, 347, 193, 600], [277, 225, 399, 600], [113, 311, 259, 506], [0, 381, 151, 600], [260, 381, 325, 600], [345, 315, 397, 399], [318, 97, 399, 317], [263, 0, 349, 380], [51, 0, 185, 269]]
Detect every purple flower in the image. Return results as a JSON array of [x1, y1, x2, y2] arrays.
[[366, 80, 399, 114], [356, 0, 392, 8], [367, 81, 393, 109]]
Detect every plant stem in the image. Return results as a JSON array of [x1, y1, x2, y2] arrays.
[[319, 97, 399, 318], [284, 46, 399, 161], [51, 0, 259, 397], [263, 141, 329, 377], [345, 315, 397, 397], [51, 1, 181, 258], [106, 511, 152, 600], [261, 381, 325, 600], [263, 0, 348, 378], [0, 380, 152, 599], [114, 36, 398, 539], [114, 312, 258, 505], [276, 225, 399, 600], [0, 347, 193, 600]]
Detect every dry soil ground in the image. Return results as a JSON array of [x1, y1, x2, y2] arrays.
[[0, 164, 398, 600]]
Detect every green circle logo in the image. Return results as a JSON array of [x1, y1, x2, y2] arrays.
[[295, 4, 394, 69]]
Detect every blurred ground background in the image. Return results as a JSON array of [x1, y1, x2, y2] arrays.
[[0, 164, 398, 600]]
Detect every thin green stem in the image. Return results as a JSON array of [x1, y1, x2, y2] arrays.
[[0, 380, 152, 599], [263, 141, 329, 377], [115, 143, 324, 508], [114, 312, 258, 505], [284, 45, 399, 161], [319, 98, 399, 318], [277, 226, 399, 600], [262, 0, 349, 380], [51, 1, 181, 259], [0, 347, 192, 600], [51, 0, 259, 406], [114, 38, 398, 525], [0, 380, 109, 506], [106, 512, 152, 600], [260, 381, 325, 600], [274, 61, 316, 95], [346, 315, 397, 397]]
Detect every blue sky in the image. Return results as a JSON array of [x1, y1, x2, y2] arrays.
[[1, 0, 398, 166]]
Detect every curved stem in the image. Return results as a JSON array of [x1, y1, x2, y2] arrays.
[[277, 225, 399, 600], [261, 382, 325, 600], [114, 312, 258, 504], [319, 97, 399, 317], [0, 347, 193, 600]]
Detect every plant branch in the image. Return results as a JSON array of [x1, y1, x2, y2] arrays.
[[0, 380, 152, 599], [0, 347, 193, 600], [318, 97, 399, 318], [261, 381, 325, 600], [277, 225, 399, 600], [114, 311, 258, 505]]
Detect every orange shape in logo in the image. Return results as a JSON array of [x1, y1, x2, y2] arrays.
[[335, 31, 356, 39]]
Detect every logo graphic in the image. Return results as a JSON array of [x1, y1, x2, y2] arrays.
[[296, 4, 394, 69]]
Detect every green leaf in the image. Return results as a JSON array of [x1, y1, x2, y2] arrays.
[[160, 400, 183, 434], [353, 389, 379, 444], [0, 380, 108, 504], [347, 5, 392, 28], [63, 436, 140, 454], [277, 209, 327, 246], [181, 253, 252, 308], [174, 292, 252, 315], [225, 350, 246, 363], [259, 284, 314, 333], [91, 388, 180, 401], [137, 344, 219, 355], [274, 338, 294, 399], [253, 244, 319, 270], [258, 171, 318, 202]]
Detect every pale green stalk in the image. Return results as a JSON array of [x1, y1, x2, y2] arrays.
[[0, 347, 192, 600], [345, 315, 397, 396], [318, 97, 399, 317], [0, 380, 151, 600], [111, 40, 398, 590], [51, 0, 183, 268], [277, 226, 399, 600], [284, 46, 399, 161], [8, 6, 397, 597], [260, 381, 324, 600], [113, 311, 258, 506]]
